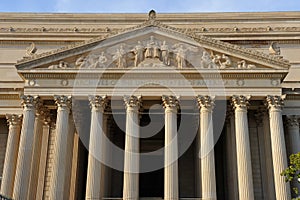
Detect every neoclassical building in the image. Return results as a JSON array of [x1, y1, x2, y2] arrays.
[[0, 10, 299, 200]]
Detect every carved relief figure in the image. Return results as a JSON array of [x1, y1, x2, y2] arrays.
[[220, 54, 232, 69], [161, 41, 170, 65], [75, 56, 86, 68], [131, 41, 144, 67], [144, 36, 160, 59], [96, 52, 108, 68], [113, 45, 127, 68], [237, 60, 256, 69], [200, 51, 214, 68], [210, 52, 232, 69], [174, 45, 188, 69], [48, 61, 69, 69]]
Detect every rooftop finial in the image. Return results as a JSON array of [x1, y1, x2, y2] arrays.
[[148, 10, 156, 20]]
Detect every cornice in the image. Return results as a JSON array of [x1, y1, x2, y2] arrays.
[[19, 70, 287, 80], [1, 11, 300, 22], [1, 26, 300, 34]]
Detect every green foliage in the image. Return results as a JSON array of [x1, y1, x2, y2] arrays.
[[281, 152, 300, 200]]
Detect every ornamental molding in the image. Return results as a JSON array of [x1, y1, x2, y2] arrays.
[[2, 26, 300, 34], [0, 94, 21, 100], [15, 11, 290, 71], [19, 70, 286, 80]]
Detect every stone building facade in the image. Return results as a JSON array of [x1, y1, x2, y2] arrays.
[[0, 10, 299, 200]]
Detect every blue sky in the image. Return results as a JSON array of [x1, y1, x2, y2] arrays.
[[0, 0, 299, 13]]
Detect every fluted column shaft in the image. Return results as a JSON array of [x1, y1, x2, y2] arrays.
[[123, 96, 141, 200], [85, 95, 107, 200], [0, 114, 22, 197], [197, 95, 217, 200], [36, 116, 51, 200], [162, 95, 179, 200], [231, 95, 254, 200], [266, 95, 291, 200], [285, 115, 300, 198], [49, 95, 72, 200], [13, 95, 39, 200], [285, 115, 300, 154], [28, 107, 47, 200]]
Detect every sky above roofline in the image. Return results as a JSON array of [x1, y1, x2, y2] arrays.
[[1, 0, 300, 13]]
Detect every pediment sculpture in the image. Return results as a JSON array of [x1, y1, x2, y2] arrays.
[[70, 36, 201, 69]]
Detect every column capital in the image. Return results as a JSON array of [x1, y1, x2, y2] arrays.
[[54, 95, 72, 109], [265, 95, 284, 111], [21, 95, 40, 109], [123, 95, 142, 110], [231, 95, 250, 111], [196, 95, 215, 111], [162, 95, 179, 110], [88, 95, 108, 112], [254, 107, 268, 126], [6, 114, 22, 126], [285, 115, 299, 128], [225, 105, 234, 123], [40, 108, 51, 125]]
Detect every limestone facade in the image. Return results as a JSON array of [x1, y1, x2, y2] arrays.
[[0, 11, 299, 200]]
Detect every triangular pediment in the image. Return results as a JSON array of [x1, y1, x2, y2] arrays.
[[16, 11, 290, 71]]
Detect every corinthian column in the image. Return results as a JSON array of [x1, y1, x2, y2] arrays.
[[28, 106, 47, 200], [285, 115, 300, 198], [162, 95, 179, 200], [123, 95, 141, 200], [85, 95, 107, 200], [197, 95, 217, 200], [13, 95, 40, 199], [231, 95, 254, 200], [266, 95, 291, 200], [49, 95, 72, 200], [285, 115, 300, 154], [0, 114, 22, 198]]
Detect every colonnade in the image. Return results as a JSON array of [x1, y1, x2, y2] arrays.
[[0, 95, 298, 200]]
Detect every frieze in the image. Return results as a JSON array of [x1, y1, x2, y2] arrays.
[[25, 78, 281, 88]]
